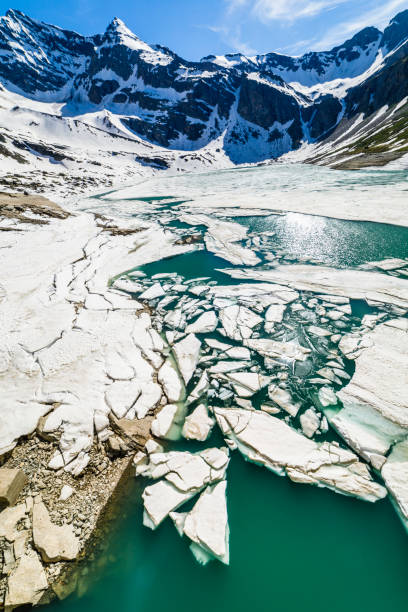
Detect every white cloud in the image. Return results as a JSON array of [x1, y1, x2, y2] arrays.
[[226, 0, 350, 22], [314, 0, 408, 49], [218, 0, 408, 56], [254, 0, 349, 21]]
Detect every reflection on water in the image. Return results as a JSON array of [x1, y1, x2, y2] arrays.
[[239, 212, 408, 267]]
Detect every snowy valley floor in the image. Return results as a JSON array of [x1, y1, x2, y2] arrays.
[[1, 163, 408, 609]]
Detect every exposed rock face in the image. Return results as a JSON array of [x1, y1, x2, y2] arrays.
[[32, 500, 80, 563]]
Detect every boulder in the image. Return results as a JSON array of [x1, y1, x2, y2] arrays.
[[32, 500, 80, 562], [5, 552, 48, 608], [0, 468, 27, 507], [0, 503, 27, 541], [110, 414, 153, 449]]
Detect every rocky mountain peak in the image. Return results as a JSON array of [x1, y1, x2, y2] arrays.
[[101, 15, 152, 52]]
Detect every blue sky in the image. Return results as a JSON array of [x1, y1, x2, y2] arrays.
[[1, 0, 408, 58]]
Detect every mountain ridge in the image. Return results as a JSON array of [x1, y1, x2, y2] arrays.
[[0, 7, 408, 194]]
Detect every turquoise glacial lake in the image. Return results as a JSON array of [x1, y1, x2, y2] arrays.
[[56, 164, 408, 612]]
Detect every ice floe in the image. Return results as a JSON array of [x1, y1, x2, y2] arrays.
[[215, 408, 386, 502]]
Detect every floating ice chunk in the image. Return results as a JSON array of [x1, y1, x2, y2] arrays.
[[300, 408, 321, 438], [225, 346, 251, 360], [265, 304, 286, 323], [186, 311, 218, 334], [151, 404, 186, 440], [182, 404, 215, 441], [326, 404, 407, 469], [164, 308, 186, 330], [141, 448, 229, 529], [171, 481, 229, 565], [142, 481, 194, 530], [318, 386, 338, 407], [221, 265, 408, 309], [113, 278, 143, 293], [245, 339, 310, 361], [382, 440, 408, 525], [268, 385, 301, 417], [326, 310, 346, 321], [215, 408, 386, 502], [226, 371, 270, 397], [307, 326, 331, 337], [365, 258, 408, 271], [205, 338, 232, 351], [139, 283, 165, 301], [187, 371, 209, 403], [209, 283, 298, 305], [158, 360, 184, 403], [190, 216, 261, 266], [316, 368, 341, 384], [206, 234, 260, 266], [173, 334, 201, 385], [338, 319, 408, 427], [209, 361, 250, 374], [219, 305, 262, 341]]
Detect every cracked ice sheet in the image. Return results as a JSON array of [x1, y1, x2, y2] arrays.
[[337, 319, 408, 428], [220, 266, 408, 309], [0, 209, 194, 469], [139, 448, 230, 529], [0, 214, 98, 458], [215, 408, 386, 502]]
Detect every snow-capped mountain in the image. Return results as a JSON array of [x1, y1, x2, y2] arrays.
[[0, 7, 408, 194]]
